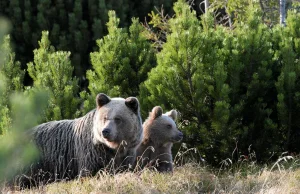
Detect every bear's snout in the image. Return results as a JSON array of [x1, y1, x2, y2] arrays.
[[173, 131, 183, 142], [102, 128, 111, 138], [178, 131, 183, 140]]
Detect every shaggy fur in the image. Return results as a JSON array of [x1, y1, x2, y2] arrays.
[[13, 93, 143, 188], [135, 106, 183, 172]]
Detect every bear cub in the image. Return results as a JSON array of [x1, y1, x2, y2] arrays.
[[135, 106, 183, 172]]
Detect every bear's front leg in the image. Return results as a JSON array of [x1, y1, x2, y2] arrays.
[[125, 148, 137, 171], [116, 148, 136, 172]]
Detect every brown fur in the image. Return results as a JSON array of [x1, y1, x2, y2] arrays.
[[135, 106, 183, 172], [11, 93, 143, 189]]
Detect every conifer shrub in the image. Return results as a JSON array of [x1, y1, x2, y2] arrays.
[[85, 11, 156, 113], [27, 31, 81, 121], [0, 35, 24, 134]]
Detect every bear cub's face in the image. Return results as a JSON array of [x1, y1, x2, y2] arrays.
[[93, 93, 142, 149], [144, 106, 183, 145]]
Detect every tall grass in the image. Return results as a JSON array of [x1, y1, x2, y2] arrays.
[[2, 145, 300, 193]]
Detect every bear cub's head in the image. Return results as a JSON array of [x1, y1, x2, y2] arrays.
[[143, 106, 183, 146], [93, 93, 143, 149]]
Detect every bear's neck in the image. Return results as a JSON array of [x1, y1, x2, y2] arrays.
[[141, 137, 172, 152], [74, 109, 96, 134]]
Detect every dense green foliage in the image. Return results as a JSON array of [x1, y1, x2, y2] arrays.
[[27, 31, 81, 121], [0, 35, 24, 135], [85, 11, 156, 111], [0, 0, 176, 86], [0, 19, 48, 184], [0, 91, 47, 183], [1, 0, 300, 165], [140, 0, 300, 163], [275, 10, 300, 152]]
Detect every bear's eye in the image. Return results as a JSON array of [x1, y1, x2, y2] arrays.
[[166, 124, 172, 129], [114, 117, 122, 124], [103, 116, 108, 122]]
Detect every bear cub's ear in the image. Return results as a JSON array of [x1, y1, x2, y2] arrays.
[[125, 97, 139, 114], [150, 106, 163, 119], [96, 93, 111, 108], [166, 110, 177, 121]]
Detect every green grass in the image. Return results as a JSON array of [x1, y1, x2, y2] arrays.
[[2, 157, 300, 194]]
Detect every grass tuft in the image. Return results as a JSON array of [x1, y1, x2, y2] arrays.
[[2, 148, 300, 193]]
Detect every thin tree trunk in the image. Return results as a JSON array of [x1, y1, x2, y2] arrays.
[[280, 0, 286, 26], [204, 0, 209, 14]]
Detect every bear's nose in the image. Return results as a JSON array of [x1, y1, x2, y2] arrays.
[[102, 128, 111, 138], [178, 131, 183, 139]]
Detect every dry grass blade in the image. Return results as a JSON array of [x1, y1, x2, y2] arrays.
[[2, 149, 300, 194]]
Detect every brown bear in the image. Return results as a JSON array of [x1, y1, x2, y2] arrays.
[[12, 93, 143, 188], [135, 106, 183, 172]]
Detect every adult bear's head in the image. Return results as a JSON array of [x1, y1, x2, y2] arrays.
[[92, 93, 143, 149]]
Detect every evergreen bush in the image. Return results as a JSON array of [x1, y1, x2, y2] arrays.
[[27, 31, 81, 121]]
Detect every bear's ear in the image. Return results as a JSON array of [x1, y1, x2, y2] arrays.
[[125, 97, 139, 114], [150, 106, 163, 119], [166, 110, 177, 121], [96, 93, 111, 108]]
